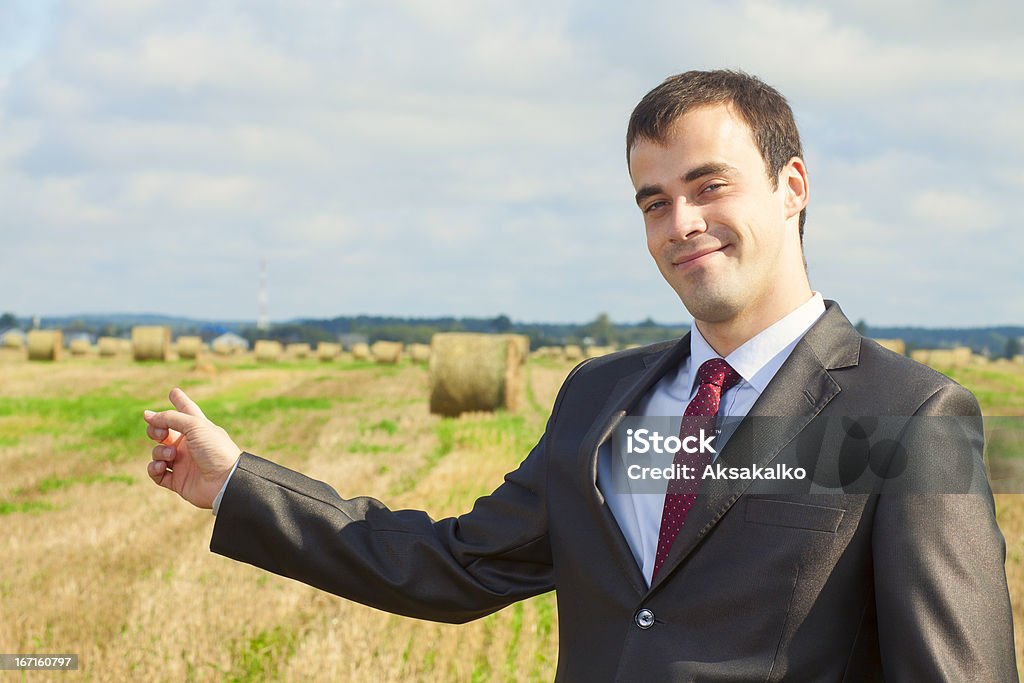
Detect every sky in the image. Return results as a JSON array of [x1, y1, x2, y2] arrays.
[[1, 0, 1021, 326]]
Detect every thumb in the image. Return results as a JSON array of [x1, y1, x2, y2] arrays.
[[169, 387, 207, 419]]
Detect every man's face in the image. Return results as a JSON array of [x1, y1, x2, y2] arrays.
[[629, 103, 805, 327]]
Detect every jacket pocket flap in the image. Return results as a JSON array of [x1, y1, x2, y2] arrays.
[[745, 498, 844, 532]]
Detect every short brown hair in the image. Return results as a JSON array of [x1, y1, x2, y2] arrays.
[[627, 70, 807, 241]]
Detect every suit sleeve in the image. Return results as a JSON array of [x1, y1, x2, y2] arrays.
[[209, 360, 588, 624], [872, 383, 1018, 681]]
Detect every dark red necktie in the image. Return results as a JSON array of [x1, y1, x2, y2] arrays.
[[652, 357, 742, 581]]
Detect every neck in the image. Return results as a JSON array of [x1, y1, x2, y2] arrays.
[[695, 279, 814, 357]]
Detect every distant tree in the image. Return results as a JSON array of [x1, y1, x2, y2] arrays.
[[854, 319, 868, 336], [584, 313, 616, 346], [0, 312, 18, 329], [1005, 336, 1022, 360], [100, 323, 124, 338], [492, 314, 512, 333]]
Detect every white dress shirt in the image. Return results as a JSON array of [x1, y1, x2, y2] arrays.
[[596, 292, 826, 586]]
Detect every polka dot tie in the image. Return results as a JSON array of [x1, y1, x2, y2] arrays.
[[652, 358, 742, 581]]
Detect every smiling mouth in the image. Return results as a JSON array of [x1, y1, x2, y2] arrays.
[[672, 246, 727, 270]]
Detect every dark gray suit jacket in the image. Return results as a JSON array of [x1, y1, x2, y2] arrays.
[[211, 301, 1017, 681]]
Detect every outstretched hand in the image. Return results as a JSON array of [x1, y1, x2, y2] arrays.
[[144, 387, 242, 509]]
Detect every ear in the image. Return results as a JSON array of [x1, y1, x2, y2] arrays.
[[781, 156, 809, 222]]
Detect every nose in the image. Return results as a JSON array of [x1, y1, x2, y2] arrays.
[[667, 200, 707, 241]]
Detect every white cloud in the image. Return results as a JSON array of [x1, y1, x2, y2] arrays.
[[0, 0, 1020, 326]]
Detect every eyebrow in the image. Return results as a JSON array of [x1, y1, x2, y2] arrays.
[[634, 162, 740, 206]]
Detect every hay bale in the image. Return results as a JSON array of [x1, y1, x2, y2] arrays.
[[254, 340, 283, 362], [98, 337, 122, 357], [351, 342, 371, 360], [926, 350, 956, 367], [69, 338, 92, 356], [212, 339, 236, 355], [530, 346, 558, 359], [972, 354, 989, 365], [504, 334, 530, 365], [584, 345, 615, 358], [910, 350, 930, 364], [132, 326, 170, 361], [176, 336, 202, 360], [952, 346, 972, 367], [119, 339, 133, 354], [371, 340, 403, 364], [317, 342, 341, 361], [564, 344, 582, 361], [873, 338, 906, 355], [429, 333, 522, 416], [2, 332, 24, 349], [28, 330, 63, 361], [408, 343, 432, 364], [287, 342, 312, 359]]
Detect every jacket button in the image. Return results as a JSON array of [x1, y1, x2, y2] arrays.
[[635, 608, 655, 630]]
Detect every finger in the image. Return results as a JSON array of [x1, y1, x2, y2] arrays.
[[146, 423, 182, 445], [146, 423, 168, 442], [143, 409, 197, 434], [148, 459, 171, 487], [169, 387, 206, 419], [152, 444, 176, 462]]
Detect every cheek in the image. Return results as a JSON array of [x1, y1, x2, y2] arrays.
[[644, 222, 660, 256]]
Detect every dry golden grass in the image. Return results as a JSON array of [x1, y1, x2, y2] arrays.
[[0, 351, 1020, 680], [0, 353, 568, 681]]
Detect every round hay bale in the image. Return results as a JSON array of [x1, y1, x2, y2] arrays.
[[212, 338, 236, 355], [132, 326, 170, 361], [69, 338, 92, 356], [531, 345, 561, 359], [952, 346, 972, 367], [98, 337, 122, 357], [872, 338, 906, 355], [504, 334, 530, 365], [351, 342, 371, 360], [584, 345, 614, 358], [925, 350, 956, 368], [408, 343, 432, 364], [28, 330, 63, 361], [176, 336, 202, 360], [254, 340, 283, 362], [563, 344, 582, 361], [429, 333, 522, 417], [317, 342, 341, 361], [287, 342, 312, 359], [371, 341, 403, 364], [2, 332, 24, 349]]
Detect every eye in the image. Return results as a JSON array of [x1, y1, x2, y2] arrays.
[[701, 183, 725, 194], [643, 200, 668, 214]]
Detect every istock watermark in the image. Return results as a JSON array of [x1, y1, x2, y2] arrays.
[[607, 415, 1024, 495]]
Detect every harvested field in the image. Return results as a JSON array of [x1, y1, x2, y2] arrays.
[[0, 349, 1020, 679], [0, 351, 572, 681]]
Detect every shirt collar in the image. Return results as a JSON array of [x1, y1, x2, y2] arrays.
[[686, 291, 826, 397]]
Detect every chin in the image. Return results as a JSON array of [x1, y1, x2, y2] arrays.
[[677, 287, 743, 324]]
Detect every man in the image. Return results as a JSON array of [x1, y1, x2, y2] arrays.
[[145, 70, 1017, 680]]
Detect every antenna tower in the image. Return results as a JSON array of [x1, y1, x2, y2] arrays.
[[258, 259, 269, 331]]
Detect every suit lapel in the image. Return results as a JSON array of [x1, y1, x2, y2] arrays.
[[649, 300, 861, 591], [579, 335, 691, 593]]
